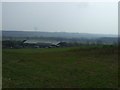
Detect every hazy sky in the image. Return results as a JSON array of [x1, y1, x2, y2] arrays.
[[0, 3, 1, 38], [2, 2, 118, 34]]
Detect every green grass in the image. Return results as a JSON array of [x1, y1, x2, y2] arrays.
[[2, 46, 118, 88]]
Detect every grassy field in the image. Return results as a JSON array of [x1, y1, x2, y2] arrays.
[[2, 46, 118, 88]]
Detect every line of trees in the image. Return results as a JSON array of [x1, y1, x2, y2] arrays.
[[2, 39, 118, 49]]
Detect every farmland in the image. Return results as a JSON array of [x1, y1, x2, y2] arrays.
[[2, 46, 118, 88]]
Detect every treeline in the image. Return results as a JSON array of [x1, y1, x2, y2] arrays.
[[3, 36, 118, 45], [2, 39, 119, 49]]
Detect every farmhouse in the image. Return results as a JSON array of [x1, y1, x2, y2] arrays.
[[23, 40, 59, 48]]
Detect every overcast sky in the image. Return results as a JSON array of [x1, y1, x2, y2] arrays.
[[2, 2, 118, 34], [0, 3, 2, 31]]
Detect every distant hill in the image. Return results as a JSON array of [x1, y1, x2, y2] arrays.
[[2, 30, 117, 39]]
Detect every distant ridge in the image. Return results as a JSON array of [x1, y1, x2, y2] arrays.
[[2, 30, 117, 39]]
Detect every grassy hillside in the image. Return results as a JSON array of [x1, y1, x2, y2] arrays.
[[2, 46, 118, 88]]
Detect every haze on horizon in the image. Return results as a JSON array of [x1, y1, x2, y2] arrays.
[[2, 2, 118, 35]]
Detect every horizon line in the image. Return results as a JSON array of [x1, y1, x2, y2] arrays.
[[2, 30, 118, 36]]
